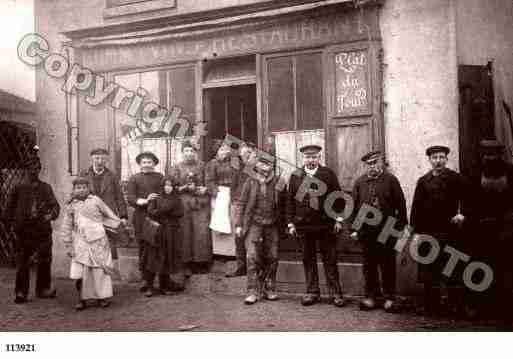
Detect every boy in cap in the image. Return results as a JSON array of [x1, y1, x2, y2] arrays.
[[6, 156, 60, 304], [351, 150, 407, 312], [234, 154, 281, 304], [286, 144, 346, 307], [126, 151, 164, 290], [410, 145, 468, 316]]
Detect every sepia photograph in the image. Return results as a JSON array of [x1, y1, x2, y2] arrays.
[[0, 0, 512, 355]]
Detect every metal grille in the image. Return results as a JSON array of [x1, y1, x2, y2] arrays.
[[0, 121, 36, 266]]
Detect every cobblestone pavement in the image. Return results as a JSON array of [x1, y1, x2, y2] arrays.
[[0, 268, 507, 331]]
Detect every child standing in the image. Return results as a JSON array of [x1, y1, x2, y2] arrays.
[[142, 177, 185, 297], [61, 177, 121, 310]]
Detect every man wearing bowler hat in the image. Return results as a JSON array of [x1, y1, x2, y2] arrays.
[[286, 144, 346, 307], [466, 139, 513, 321], [410, 145, 468, 315], [80, 148, 128, 259], [351, 150, 407, 312], [126, 151, 163, 290]]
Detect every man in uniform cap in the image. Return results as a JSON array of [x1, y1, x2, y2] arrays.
[[351, 150, 407, 312], [127, 151, 164, 292], [6, 156, 60, 303], [234, 154, 281, 304], [465, 139, 513, 321], [286, 144, 346, 307], [79, 148, 128, 260], [410, 145, 468, 316]]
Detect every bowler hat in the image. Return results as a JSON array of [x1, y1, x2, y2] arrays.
[[480, 139, 505, 153], [135, 151, 159, 165], [90, 148, 109, 156], [426, 145, 450, 157]]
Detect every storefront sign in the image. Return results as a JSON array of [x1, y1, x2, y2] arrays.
[[335, 49, 371, 117], [81, 10, 379, 71]]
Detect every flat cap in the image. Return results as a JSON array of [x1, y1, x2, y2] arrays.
[[361, 150, 383, 163], [90, 148, 109, 156], [426, 145, 450, 156], [257, 156, 274, 166], [135, 151, 159, 165], [299, 144, 322, 154]]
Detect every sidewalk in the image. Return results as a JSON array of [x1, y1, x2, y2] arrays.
[[0, 268, 506, 331]]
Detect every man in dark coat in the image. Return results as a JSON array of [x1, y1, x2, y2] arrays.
[[286, 145, 346, 307], [351, 150, 407, 312], [234, 155, 281, 304], [79, 148, 128, 259], [410, 145, 467, 315], [6, 156, 60, 304], [466, 139, 513, 321], [126, 151, 163, 291]]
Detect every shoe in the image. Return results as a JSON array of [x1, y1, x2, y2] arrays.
[[383, 299, 397, 312], [98, 299, 111, 308], [225, 267, 247, 278], [244, 294, 258, 305], [144, 288, 154, 297], [359, 297, 376, 310], [14, 294, 27, 304], [36, 288, 57, 299], [264, 291, 279, 301], [332, 295, 346, 307], [301, 294, 320, 306], [75, 301, 86, 311], [159, 288, 175, 296]]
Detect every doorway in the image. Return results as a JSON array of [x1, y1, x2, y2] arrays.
[[458, 64, 495, 180], [204, 84, 257, 158]]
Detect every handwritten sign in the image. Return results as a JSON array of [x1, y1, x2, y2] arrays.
[[335, 50, 371, 116]]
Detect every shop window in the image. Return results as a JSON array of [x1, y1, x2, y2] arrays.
[[114, 65, 196, 181], [267, 52, 323, 132]]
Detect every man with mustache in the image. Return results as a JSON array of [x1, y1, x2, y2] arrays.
[[286, 145, 346, 307], [410, 145, 468, 316], [351, 150, 407, 312]]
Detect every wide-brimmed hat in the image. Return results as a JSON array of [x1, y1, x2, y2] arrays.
[[135, 151, 159, 165]]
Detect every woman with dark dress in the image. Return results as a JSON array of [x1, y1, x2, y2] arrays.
[[169, 140, 211, 275], [142, 177, 185, 297]]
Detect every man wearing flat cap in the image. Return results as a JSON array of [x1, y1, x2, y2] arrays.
[[79, 148, 128, 259], [234, 154, 281, 304], [410, 145, 468, 316], [6, 156, 60, 304], [351, 150, 407, 312], [126, 151, 164, 290], [286, 144, 346, 307], [465, 139, 513, 321]]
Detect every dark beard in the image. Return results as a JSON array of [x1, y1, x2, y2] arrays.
[[482, 159, 506, 178]]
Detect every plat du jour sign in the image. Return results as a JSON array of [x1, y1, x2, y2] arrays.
[[335, 49, 371, 117]]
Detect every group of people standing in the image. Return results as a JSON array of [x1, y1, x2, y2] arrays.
[[5, 136, 513, 322]]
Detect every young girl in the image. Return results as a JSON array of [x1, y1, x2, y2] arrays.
[[142, 176, 185, 297], [61, 177, 121, 310]]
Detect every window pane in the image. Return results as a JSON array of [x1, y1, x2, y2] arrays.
[[296, 53, 323, 130], [268, 57, 294, 132]]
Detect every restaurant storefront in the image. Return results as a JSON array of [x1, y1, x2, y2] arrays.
[[65, 1, 384, 270]]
